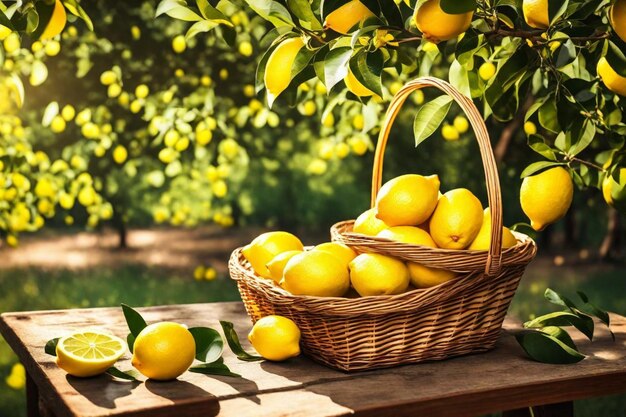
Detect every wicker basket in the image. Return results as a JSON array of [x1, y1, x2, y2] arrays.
[[229, 76, 537, 372]]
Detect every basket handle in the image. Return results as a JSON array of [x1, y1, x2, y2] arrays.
[[371, 77, 503, 276]]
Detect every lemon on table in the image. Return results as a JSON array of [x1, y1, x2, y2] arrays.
[[520, 167, 573, 231], [266, 250, 302, 283], [353, 208, 388, 236], [377, 226, 456, 288], [248, 315, 300, 361], [281, 250, 350, 297], [349, 253, 409, 296], [242, 231, 304, 278], [323, 0, 375, 34], [313, 242, 357, 267], [131, 322, 196, 381], [413, 0, 473, 43], [468, 208, 518, 250], [56, 332, 126, 377], [429, 188, 483, 249], [522, 0, 549, 29], [375, 174, 440, 227]]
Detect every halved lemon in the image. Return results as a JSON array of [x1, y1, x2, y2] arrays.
[[56, 332, 126, 377]]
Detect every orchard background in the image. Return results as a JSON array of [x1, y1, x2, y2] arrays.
[[0, 0, 625, 415]]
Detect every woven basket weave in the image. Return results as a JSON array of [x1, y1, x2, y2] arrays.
[[229, 76, 537, 372]]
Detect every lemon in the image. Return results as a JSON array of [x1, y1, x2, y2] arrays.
[[453, 116, 469, 133], [597, 57, 626, 97], [349, 253, 409, 296], [264, 37, 305, 105], [61, 104, 75, 121], [44, 40, 61, 56], [441, 124, 460, 141], [313, 242, 357, 267], [266, 250, 303, 283], [113, 145, 128, 164], [238, 41, 253, 56], [50, 115, 66, 133], [132, 322, 195, 381], [414, 0, 473, 43], [281, 250, 350, 297], [248, 315, 300, 361], [611, 0, 626, 43], [0, 25, 11, 41], [135, 84, 149, 99], [478, 62, 496, 81], [345, 68, 375, 97], [353, 208, 389, 235], [524, 121, 537, 135], [520, 167, 573, 231], [56, 332, 126, 377], [468, 208, 518, 250], [352, 113, 365, 130], [377, 225, 433, 246], [602, 168, 626, 207], [375, 174, 440, 226], [242, 231, 304, 278], [172, 35, 186, 53], [429, 188, 483, 249], [324, 0, 375, 34], [211, 180, 227, 197], [39, 0, 66, 40], [522, 0, 549, 29], [3, 33, 20, 54], [349, 135, 369, 155]]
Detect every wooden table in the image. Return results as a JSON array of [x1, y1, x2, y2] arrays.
[[1, 302, 625, 417]]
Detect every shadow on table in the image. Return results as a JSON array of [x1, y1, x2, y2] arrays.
[[67, 375, 140, 409], [207, 374, 262, 404], [145, 380, 220, 415]]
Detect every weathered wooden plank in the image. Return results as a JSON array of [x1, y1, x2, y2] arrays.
[[1, 302, 625, 417]]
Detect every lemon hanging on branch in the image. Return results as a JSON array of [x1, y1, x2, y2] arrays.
[[597, 57, 626, 97], [611, 0, 626, 43], [324, 0, 375, 34], [602, 168, 626, 209], [520, 167, 573, 231], [522, 0, 549, 29], [38, 0, 67, 40], [264, 37, 305, 106], [345, 68, 376, 97], [413, 0, 474, 43]]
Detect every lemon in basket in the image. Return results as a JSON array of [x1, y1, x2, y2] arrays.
[[375, 174, 440, 227], [313, 242, 357, 267], [281, 250, 350, 297], [349, 253, 410, 296], [520, 167, 573, 231], [242, 231, 304, 278], [131, 322, 196, 381], [468, 208, 518, 250], [377, 226, 456, 288], [353, 208, 388, 235], [266, 250, 303, 283], [56, 331, 126, 377], [248, 315, 301, 361], [429, 188, 483, 249]]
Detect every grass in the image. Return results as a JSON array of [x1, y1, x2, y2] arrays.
[[0, 261, 624, 417]]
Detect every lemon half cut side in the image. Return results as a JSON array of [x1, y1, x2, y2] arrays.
[[56, 331, 126, 377]]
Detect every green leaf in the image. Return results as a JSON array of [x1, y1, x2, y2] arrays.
[[324, 47, 352, 92], [219, 321, 263, 362], [449, 60, 471, 97], [548, 0, 569, 24], [189, 327, 224, 362], [196, 0, 233, 26], [62, 0, 94, 31], [287, 0, 322, 29], [45, 337, 60, 356], [568, 119, 596, 157], [520, 161, 564, 178], [554, 39, 576, 68], [245, 0, 294, 28], [605, 40, 626, 78], [528, 134, 557, 161], [348, 49, 384, 98], [121, 304, 148, 338], [186, 20, 219, 40], [540, 326, 577, 350], [413, 95, 454, 147], [127, 333, 136, 354], [440, 0, 476, 14], [544, 288, 578, 311], [538, 98, 560, 133], [515, 329, 585, 364], [189, 359, 241, 377], [524, 311, 594, 341], [156, 0, 203, 21], [106, 367, 140, 381], [576, 291, 614, 341]]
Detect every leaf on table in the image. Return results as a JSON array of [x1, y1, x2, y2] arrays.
[[45, 337, 60, 356], [524, 311, 594, 341], [106, 367, 141, 381], [515, 329, 585, 364], [576, 291, 614, 341], [189, 327, 224, 363], [127, 333, 136, 353], [189, 358, 241, 378], [121, 304, 148, 338], [219, 321, 263, 362]]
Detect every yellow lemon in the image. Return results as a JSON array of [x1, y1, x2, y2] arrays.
[[172, 35, 186, 53], [264, 37, 305, 105], [468, 208, 518, 250], [3, 33, 20, 54], [414, 0, 473, 43], [0, 25, 11, 41], [266, 250, 303, 283], [61, 104, 75, 121], [113, 145, 128, 164], [50, 115, 66, 133], [281, 250, 350, 297], [375, 174, 440, 226], [44, 40, 61, 56], [345, 68, 375, 97], [520, 167, 573, 231], [611, 0, 626, 43], [429, 188, 483, 249], [131, 322, 196, 381], [349, 253, 410, 296], [313, 242, 357, 267], [602, 168, 626, 207], [524, 121, 537, 135], [238, 41, 253, 56], [453, 116, 469, 133], [248, 315, 300, 361], [324, 0, 375, 34], [39, 0, 66, 40], [242, 231, 304, 278], [597, 57, 626, 97], [522, 0, 549, 29], [56, 332, 126, 377], [441, 124, 460, 141], [478, 62, 496, 81], [135, 84, 149, 99], [353, 208, 389, 235]]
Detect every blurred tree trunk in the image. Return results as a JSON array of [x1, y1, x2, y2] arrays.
[[564, 207, 577, 249], [599, 208, 621, 261], [117, 221, 128, 249], [494, 96, 533, 163]]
